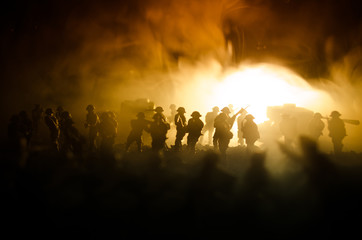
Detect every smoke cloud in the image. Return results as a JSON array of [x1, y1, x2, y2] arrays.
[[1, 0, 361, 152]]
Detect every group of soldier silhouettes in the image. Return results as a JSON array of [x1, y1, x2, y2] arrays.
[[8, 103, 348, 156], [8, 104, 118, 156], [124, 105, 262, 156]]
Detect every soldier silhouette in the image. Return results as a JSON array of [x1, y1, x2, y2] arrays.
[[60, 111, 84, 156], [55, 106, 64, 123], [201, 106, 219, 146], [213, 107, 245, 156], [308, 112, 325, 141], [174, 107, 187, 151], [55, 106, 66, 150], [186, 111, 204, 153], [84, 104, 99, 152], [279, 113, 298, 149], [328, 111, 346, 154], [108, 111, 118, 136], [44, 108, 60, 151], [125, 112, 151, 152], [241, 114, 260, 150], [150, 113, 170, 152], [153, 106, 167, 123], [31, 104, 43, 134]]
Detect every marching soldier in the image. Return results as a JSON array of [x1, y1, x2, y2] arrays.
[[125, 112, 150, 152], [84, 104, 99, 152], [308, 112, 325, 141], [60, 111, 84, 156], [328, 111, 346, 154], [44, 108, 60, 151], [150, 113, 170, 152], [55, 106, 65, 123], [213, 107, 245, 156], [174, 107, 187, 151], [153, 106, 167, 123], [186, 111, 204, 153], [242, 114, 260, 150]]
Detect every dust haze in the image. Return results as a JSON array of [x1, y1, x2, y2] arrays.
[[1, 0, 361, 151]]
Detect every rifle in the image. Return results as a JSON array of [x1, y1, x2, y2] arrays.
[[322, 117, 360, 125]]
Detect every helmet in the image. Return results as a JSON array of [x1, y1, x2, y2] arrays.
[[155, 106, 164, 113], [45, 108, 53, 115], [221, 107, 231, 114], [330, 111, 341, 117], [212, 106, 219, 112], [177, 107, 186, 113], [314, 112, 322, 118], [86, 104, 95, 111], [191, 111, 201, 118], [137, 112, 145, 119], [169, 104, 176, 109], [245, 114, 255, 120]]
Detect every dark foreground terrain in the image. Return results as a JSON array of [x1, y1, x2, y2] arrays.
[[1, 137, 362, 239]]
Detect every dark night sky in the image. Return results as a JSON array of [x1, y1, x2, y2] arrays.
[[1, 0, 361, 140]]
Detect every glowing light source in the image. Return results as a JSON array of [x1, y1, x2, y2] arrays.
[[209, 64, 333, 124]]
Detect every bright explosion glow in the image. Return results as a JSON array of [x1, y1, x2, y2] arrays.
[[208, 64, 333, 124], [170, 62, 335, 146]]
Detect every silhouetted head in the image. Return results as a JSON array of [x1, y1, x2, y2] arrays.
[[86, 104, 95, 111], [221, 107, 231, 114], [155, 106, 164, 113], [314, 112, 322, 119], [177, 107, 186, 114], [137, 112, 145, 119], [212, 106, 219, 112], [45, 108, 53, 115], [169, 104, 176, 110], [191, 111, 201, 118], [330, 111, 341, 118], [245, 114, 255, 120]]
